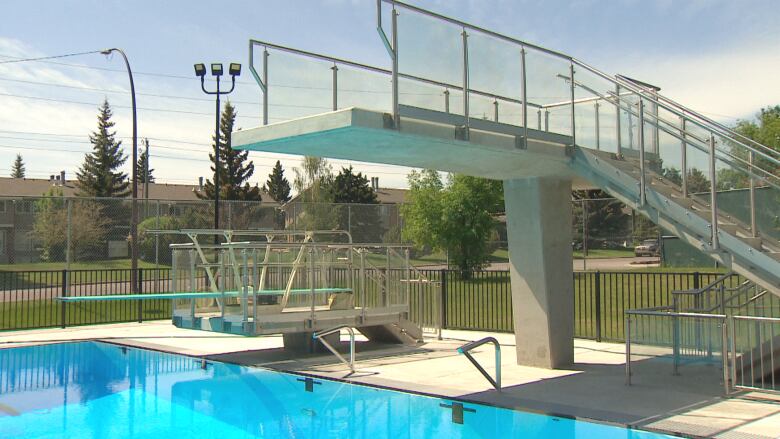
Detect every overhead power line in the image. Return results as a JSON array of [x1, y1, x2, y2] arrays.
[[0, 50, 104, 65]]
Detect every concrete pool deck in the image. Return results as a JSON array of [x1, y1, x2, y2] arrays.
[[1, 321, 778, 438]]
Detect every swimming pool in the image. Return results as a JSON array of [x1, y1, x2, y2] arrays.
[[0, 342, 670, 438]]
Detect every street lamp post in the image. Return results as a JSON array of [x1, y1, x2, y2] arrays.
[[194, 63, 241, 234], [102, 48, 139, 295]]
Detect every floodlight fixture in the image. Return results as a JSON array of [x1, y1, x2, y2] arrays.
[[194, 63, 207, 77], [211, 63, 223, 76], [229, 63, 242, 76]]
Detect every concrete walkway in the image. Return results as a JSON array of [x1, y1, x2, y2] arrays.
[[1, 322, 778, 438]]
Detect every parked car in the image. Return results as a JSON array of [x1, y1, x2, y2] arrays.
[[634, 239, 659, 257]]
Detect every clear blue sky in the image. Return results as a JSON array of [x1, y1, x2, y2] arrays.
[[2, 0, 779, 188]]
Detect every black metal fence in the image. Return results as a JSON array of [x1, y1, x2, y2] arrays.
[[0, 268, 171, 330], [0, 267, 750, 343]]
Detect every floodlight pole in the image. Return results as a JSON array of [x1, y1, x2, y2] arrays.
[[102, 48, 138, 295], [198, 70, 237, 235]]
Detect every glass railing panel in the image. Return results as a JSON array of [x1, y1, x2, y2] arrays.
[[713, 137, 780, 243], [337, 65, 392, 114], [571, 69, 619, 154], [653, 106, 684, 181], [266, 49, 333, 121], [617, 91, 641, 153], [398, 77, 459, 115], [396, 6, 463, 111], [526, 47, 572, 137], [467, 31, 524, 128]]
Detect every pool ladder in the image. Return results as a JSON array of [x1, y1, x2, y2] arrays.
[[313, 325, 356, 373], [457, 337, 501, 391]]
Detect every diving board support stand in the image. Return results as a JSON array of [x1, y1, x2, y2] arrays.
[[504, 177, 574, 368]]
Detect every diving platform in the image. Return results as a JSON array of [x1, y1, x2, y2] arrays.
[[229, 0, 780, 367], [233, 105, 593, 189], [148, 229, 435, 349]]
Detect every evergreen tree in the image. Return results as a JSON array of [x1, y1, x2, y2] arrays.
[[264, 160, 291, 203], [136, 138, 154, 183], [331, 166, 381, 242], [197, 101, 262, 201], [11, 154, 25, 178], [76, 100, 130, 197], [331, 166, 377, 204]]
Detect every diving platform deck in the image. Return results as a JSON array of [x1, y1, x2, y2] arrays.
[[232, 106, 595, 190]]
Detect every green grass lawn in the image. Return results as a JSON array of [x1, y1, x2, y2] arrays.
[[0, 259, 167, 272]]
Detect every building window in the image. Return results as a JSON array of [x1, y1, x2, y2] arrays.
[[0, 201, 6, 213]]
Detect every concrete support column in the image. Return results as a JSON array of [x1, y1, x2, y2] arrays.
[[503, 177, 574, 369]]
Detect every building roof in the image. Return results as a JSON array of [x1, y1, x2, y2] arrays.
[[0, 177, 279, 205], [373, 187, 407, 204], [287, 186, 408, 205]]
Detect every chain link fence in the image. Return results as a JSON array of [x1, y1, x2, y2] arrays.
[[0, 195, 671, 269]]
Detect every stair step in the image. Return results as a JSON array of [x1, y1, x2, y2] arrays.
[[738, 236, 763, 250]]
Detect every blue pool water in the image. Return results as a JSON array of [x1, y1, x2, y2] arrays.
[[0, 342, 669, 438]]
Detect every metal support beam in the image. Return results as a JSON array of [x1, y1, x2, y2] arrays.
[[749, 150, 757, 237], [462, 28, 470, 136], [391, 7, 400, 127], [615, 84, 622, 157], [569, 62, 576, 146], [331, 64, 338, 111], [681, 116, 689, 198], [594, 102, 600, 151], [638, 100, 646, 206], [521, 47, 528, 148], [709, 133, 719, 250]]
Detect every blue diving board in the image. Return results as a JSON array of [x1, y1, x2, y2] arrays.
[[55, 288, 352, 302]]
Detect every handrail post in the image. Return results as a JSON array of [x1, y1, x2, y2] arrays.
[[594, 102, 600, 151], [60, 269, 67, 329], [615, 84, 622, 157], [721, 317, 730, 394], [544, 110, 550, 132], [443, 88, 450, 113], [262, 48, 269, 125], [638, 99, 646, 207], [440, 269, 448, 329], [680, 115, 689, 198], [391, 7, 400, 127], [595, 271, 602, 342], [748, 150, 757, 238], [708, 133, 719, 250], [569, 61, 576, 146], [520, 47, 528, 148], [625, 315, 631, 385], [493, 98, 499, 122], [461, 27, 470, 137], [137, 268, 143, 323], [331, 64, 338, 111]]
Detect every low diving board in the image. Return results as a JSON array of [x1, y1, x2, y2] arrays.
[[55, 288, 352, 302]]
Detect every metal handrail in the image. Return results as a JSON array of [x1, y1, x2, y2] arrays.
[[457, 337, 501, 391], [313, 325, 356, 373], [380, 0, 779, 170], [671, 272, 736, 297], [247, 38, 543, 118], [615, 75, 780, 162]]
